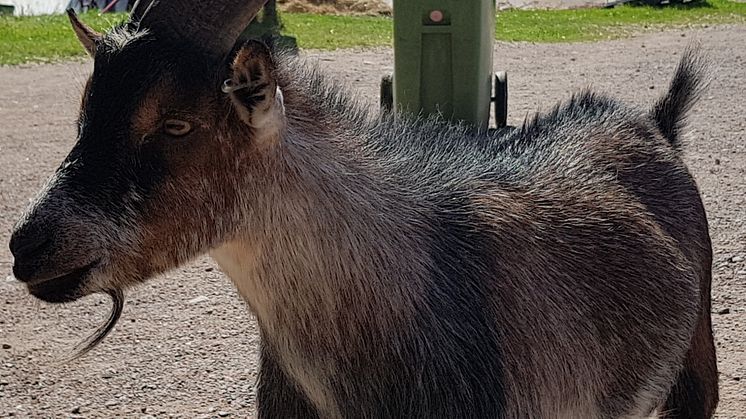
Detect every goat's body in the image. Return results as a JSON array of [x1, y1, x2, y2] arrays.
[[210, 50, 717, 418], [9, 7, 717, 419]]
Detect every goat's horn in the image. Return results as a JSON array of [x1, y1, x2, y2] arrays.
[[129, 0, 157, 23], [130, 0, 269, 57]]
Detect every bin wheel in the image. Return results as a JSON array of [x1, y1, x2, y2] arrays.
[[494, 71, 508, 128], [380, 75, 394, 112]]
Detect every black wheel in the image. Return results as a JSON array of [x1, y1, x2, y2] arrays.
[[494, 71, 508, 128], [380, 75, 393, 112]]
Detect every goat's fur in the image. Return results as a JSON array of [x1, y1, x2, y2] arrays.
[[212, 45, 718, 418], [9, 20, 718, 418]]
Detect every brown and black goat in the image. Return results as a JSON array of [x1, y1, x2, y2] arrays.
[[9, 0, 718, 417]]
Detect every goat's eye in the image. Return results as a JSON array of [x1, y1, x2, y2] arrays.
[[163, 119, 192, 137]]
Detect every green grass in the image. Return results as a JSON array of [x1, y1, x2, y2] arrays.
[[282, 13, 392, 49], [0, 12, 128, 65], [496, 0, 746, 42], [1, 0, 745, 65]]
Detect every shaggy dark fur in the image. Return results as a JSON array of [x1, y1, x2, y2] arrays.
[[10, 12, 717, 417]]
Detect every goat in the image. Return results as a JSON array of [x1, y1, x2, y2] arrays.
[[9, 0, 718, 417]]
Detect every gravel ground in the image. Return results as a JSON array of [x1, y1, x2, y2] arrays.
[[1, 25, 745, 418]]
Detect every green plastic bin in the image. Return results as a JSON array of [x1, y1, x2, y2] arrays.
[[240, 0, 298, 52], [391, 0, 497, 130]]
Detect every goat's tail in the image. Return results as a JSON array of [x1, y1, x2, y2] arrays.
[[651, 45, 710, 151]]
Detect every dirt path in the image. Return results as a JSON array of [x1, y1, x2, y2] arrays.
[[1, 25, 744, 418]]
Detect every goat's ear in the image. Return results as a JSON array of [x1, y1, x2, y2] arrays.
[[227, 40, 285, 145], [67, 9, 100, 56]]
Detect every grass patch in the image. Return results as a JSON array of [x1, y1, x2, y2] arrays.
[[0, 12, 128, 65], [1, 0, 745, 65], [497, 0, 746, 42], [282, 13, 392, 49]]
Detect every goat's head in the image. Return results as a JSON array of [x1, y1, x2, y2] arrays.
[[9, 0, 280, 316]]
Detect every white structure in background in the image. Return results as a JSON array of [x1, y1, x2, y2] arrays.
[[5, 0, 69, 15], [4, 0, 128, 15]]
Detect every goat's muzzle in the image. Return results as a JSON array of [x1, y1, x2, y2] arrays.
[[10, 217, 100, 303]]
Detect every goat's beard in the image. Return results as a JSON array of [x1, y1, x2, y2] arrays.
[[69, 288, 125, 359]]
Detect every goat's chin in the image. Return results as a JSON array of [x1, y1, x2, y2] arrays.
[[28, 284, 83, 304], [26, 261, 100, 304]]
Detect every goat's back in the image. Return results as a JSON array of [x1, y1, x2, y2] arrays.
[[361, 55, 710, 417], [257, 48, 715, 417]]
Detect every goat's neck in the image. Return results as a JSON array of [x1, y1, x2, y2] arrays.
[[210, 122, 428, 345]]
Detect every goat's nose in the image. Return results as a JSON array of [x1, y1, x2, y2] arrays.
[[9, 224, 50, 263]]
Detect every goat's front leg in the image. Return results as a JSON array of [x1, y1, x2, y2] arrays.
[[256, 343, 319, 419]]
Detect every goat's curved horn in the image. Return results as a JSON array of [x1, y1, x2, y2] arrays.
[[130, 0, 268, 57], [129, 0, 157, 23]]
